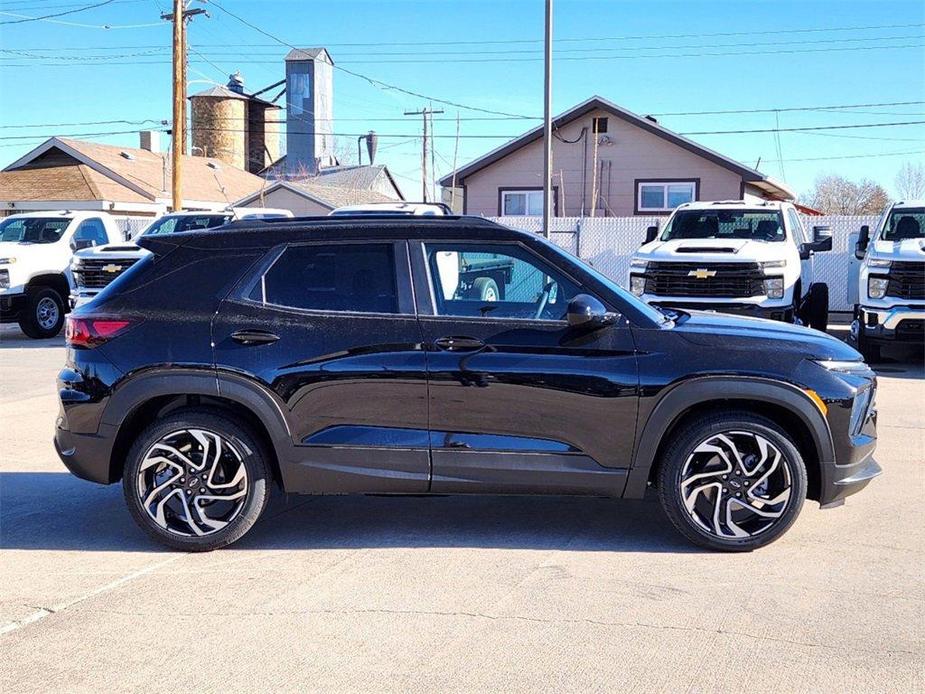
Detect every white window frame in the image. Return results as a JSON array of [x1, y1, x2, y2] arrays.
[[500, 189, 545, 217], [636, 181, 697, 213]]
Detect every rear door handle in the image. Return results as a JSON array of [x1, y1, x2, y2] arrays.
[[434, 336, 485, 352], [231, 329, 280, 346]]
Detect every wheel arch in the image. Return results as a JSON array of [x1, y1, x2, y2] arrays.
[[103, 369, 292, 486], [26, 273, 70, 301], [624, 376, 835, 502]]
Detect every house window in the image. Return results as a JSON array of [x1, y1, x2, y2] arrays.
[[501, 189, 545, 216], [593, 117, 608, 134], [636, 180, 697, 213]]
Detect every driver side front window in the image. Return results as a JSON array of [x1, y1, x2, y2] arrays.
[[425, 243, 583, 320]]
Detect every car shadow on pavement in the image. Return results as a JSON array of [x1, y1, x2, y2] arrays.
[[0, 328, 65, 349], [0, 472, 696, 554]]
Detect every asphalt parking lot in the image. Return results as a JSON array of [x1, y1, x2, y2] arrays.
[[0, 324, 922, 692]]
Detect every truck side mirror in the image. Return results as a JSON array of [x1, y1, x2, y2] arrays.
[[812, 225, 833, 252], [855, 225, 870, 259], [644, 225, 659, 245]]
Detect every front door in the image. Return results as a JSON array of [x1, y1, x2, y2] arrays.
[[212, 240, 430, 494], [412, 240, 638, 496]]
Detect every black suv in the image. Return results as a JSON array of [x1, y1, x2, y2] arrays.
[[55, 216, 881, 552]]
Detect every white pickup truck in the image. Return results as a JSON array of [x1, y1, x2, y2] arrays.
[[628, 200, 833, 329], [0, 211, 120, 338], [70, 208, 292, 308], [851, 200, 925, 361]]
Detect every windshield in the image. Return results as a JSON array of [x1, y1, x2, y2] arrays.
[[0, 217, 70, 244], [882, 208, 924, 241], [142, 214, 230, 236], [660, 209, 786, 242]]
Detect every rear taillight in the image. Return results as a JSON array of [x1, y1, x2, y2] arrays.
[[66, 316, 138, 349]]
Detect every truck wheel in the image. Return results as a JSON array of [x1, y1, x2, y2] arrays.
[[806, 283, 829, 332], [470, 277, 499, 302], [18, 287, 65, 339], [122, 409, 271, 551], [657, 412, 807, 552]]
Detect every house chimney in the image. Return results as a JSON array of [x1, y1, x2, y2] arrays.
[[284, 47, 335, 177], [139, 130, 160, 152]]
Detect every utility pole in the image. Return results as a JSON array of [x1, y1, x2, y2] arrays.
[[161, 1, 207, 211], [404, 105, 444, 202], [542, 0, 553, 238]]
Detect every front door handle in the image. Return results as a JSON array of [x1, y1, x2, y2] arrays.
[[433, 335, 485, 352], [231, 329, 280, 346]]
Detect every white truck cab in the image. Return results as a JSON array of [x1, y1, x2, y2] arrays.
[[850, 200, 925, 361], [70, 207, 292, 308], [628, 200, 833, 329], [0, 211, 120, 338]]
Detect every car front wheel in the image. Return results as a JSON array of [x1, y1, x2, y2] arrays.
[[122, 409, 271, 551], [657, 412, 807, 551]]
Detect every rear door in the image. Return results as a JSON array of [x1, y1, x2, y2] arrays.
[[212, 239, 430, 494], [411, 239, 638, 496]]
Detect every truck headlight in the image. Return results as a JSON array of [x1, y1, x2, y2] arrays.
[[763, 277, 784, 299], [0, 257, 16, 265], [0, 269, 8, 289], [867, 258, 892, 269], [759, 259, 787, 269], [868, 276, 889, 299], [630, 275, 646, 296]]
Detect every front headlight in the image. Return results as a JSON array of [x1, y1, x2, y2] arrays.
[[814, 359, 872, 375], [868, 276, 889, 299], [630, 275, 646, 296], [867, 258, 892, 269], [759, 259, 787, 269], [0, 269, 9, 289], [0, 257, 16, 265], [763, 277, 784, 299]]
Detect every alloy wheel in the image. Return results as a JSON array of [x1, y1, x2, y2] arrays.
[[679, 430, 792, 539], [136, 428, 249, 537]]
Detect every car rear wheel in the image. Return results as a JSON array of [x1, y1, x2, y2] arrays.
[[657, 412, 807, 552], [122, 409, 271, 551], [18, 287, 65, 339]]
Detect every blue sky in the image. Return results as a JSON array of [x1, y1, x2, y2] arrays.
[[1, 0, 923, 199]]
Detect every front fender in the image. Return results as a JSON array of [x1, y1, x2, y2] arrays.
[[623, 375, 835, 498]]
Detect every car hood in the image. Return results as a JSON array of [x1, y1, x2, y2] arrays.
[[73, 242, 147, 260], [637, 238, 782, 262], [869, 237, 925, 262], [670, 310, 860, 361]]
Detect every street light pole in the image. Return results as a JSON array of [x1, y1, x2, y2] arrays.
[[542, 0, 553, 238]]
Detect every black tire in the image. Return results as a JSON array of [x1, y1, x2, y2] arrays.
[[18, 286, 65, 339], [657, 412, 807, 552], [122, 409, 271, 551], [806, 283, 829, 332], [470, 277, 499, 302]]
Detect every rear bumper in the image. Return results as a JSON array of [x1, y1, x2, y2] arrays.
[[54, 417, 118, 484], [855, 305, 925, 344]]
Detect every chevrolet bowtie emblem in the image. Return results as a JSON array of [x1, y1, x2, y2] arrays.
[[102, 264, 122, 273], [688, 268, 716, 279]]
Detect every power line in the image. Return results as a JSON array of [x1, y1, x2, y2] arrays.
[[0, 0, 114, 24], [648, 100, 925, 117], [683, 120, 925, 135]]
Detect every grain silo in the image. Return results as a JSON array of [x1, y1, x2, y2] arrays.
[[189, 80, 248, 171]]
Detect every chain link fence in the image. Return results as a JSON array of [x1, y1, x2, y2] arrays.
[[490, 215, 877, 311]]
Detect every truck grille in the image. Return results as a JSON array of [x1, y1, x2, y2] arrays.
[[643, 262, 765, 298], [73, 258, 139, 289], [886, 262, 925, 300]]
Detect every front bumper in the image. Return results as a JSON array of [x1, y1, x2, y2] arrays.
[[0, 292, 26, 322], [854, 305, 925, 344], [649, 299, 793, 322], [69, 289, 100, 310]]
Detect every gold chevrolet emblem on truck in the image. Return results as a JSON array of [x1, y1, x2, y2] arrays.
[[688, 268, 717, 279], [102, 264, 122, 273]]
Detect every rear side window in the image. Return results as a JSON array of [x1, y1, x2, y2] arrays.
[[258, 243, 399, 314]]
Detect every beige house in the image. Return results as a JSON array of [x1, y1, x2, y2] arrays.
[[440, 96, 794, 217], [0, 135, 268, 217]]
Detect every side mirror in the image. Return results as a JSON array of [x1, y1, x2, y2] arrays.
[[812, 225, 833, 252], [567, 294, 617, 328], [644, 225, 659, 245], [855, 224, 870, 259]]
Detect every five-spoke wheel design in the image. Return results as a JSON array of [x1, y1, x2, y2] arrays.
[[136, 428, 249, 537], [680, 431, 791, 539]]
